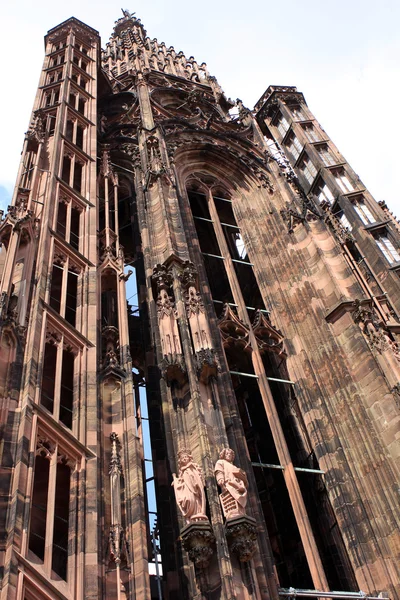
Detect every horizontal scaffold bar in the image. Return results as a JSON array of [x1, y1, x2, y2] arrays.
[[193, 215, 213, 223], [191, 191, 233, 203], [201, 251, 253, 266], [193, 214, 241, 230], [278, 589, 387, 600], [229, 371, 295, 385], [252, 462, 325, 475], [212, 299, 270, 314]]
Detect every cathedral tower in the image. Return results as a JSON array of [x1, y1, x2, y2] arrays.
[[0, 11, 399, 600]]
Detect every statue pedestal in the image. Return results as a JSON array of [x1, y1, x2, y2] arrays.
[[181, 521, 216, 569], [225, 515, 258, 562]]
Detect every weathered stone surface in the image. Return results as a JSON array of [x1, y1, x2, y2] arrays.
[[0, 13, 399, 600]]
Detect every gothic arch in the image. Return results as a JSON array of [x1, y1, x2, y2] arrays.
[[175, 143, 261, 195]]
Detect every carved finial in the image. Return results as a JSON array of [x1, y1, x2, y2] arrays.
[[109, 432, 122, 476], [121, 8, 135, 18]]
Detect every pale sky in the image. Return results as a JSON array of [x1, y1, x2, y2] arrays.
[[1, 0, 399, 217]]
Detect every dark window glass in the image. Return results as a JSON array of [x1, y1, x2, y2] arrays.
[[28, 455, 50, 561]]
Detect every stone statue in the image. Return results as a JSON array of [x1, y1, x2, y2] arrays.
[[214, 448, 248, 519], [172, 450, 207, 523]]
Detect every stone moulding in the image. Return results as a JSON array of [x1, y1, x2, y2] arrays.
[[160, 352, 187, 387], [195, 347, 219, 383], [180, 521, 216, 569], [225, 514, 258, 563]]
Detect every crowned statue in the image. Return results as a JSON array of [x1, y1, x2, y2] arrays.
[[172, 450, 207, 523]]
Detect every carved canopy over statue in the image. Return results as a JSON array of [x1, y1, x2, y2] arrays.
[[172, 450, 207, 523], [214, 448, 248, 519]]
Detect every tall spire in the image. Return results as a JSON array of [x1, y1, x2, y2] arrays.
[[101, 9, 215, 88]]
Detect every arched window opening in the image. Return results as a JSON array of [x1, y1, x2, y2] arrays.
[[101, 270, 119, 329], [41, 343, 57, 413], [61, 156, 71, 184], [28, 454, 49, 561], [76, 124, 84, 150], [51, 460, 71, 580], [60, 349, 74, 428], [65, 269, 78, 327], [50, 255, 79, 328], [260, 351, 357, 590], [70, 206, 80, 250], [187, 187, 234, 315], [117, 177, 137, 262], [98, 180, 106, 233], [77, 97, 86, 116], [222, 340, 313, 586], [28, 439, 74, 583], [73, 161, 82, 193], [56, 200, 81, 251], [57, 202, 67, 239], [20, 150, 36, 189], [65, 120, 74, 142], [213, 191, 265, 310], [50, 264, 63, 313], [40, 336, 77, 430]]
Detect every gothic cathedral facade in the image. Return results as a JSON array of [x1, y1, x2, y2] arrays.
[[0, 11, 399, 600]]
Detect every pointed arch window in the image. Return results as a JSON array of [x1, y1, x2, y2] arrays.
[[28, 431, 79, 582], [40, 331, 79, 430]]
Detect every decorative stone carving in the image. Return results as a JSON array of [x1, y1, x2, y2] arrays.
[[153, 264, 186, 386], [57, 453, 76, 470], [36, 435, 56, 459], [100, 144, 118, 184], [280, 191, 323, 234], [185, 286, 211, 347], [391, 383, 400, 409], [323, 203, 355, 246], [159, 353, 187, 387], [152, 263, 171, 291], [252, 310, 286, 357], [214, 448, 248, 519], [4, 197, 34, 232], [172, 449, 207, 523], [236, 98, 253, 127], [352, 300, 400, 361], [180, 521, 216, 569], [225, 515, 258, 562], [102, 325, 121, 370], [181, 262, 218, 381], [157, 289, 182, 353], [218, 304, 250, 352], [0, 292, 8, 320], [109, 432, 124, 565], [195, 348, 219, 383], [53, 251, 67, 267], [25, 109, 46, 144], [143, 133, 174, 190], [45, 329, 62, 346]]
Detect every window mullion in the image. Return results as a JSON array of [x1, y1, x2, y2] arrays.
[[66, 200, 72, 245], [73, 119, 77, 146], [53, 336, 64, 421], [60, 257, 69, 318], [70, 155, 75, 188], [44, 443, 58, 576]]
